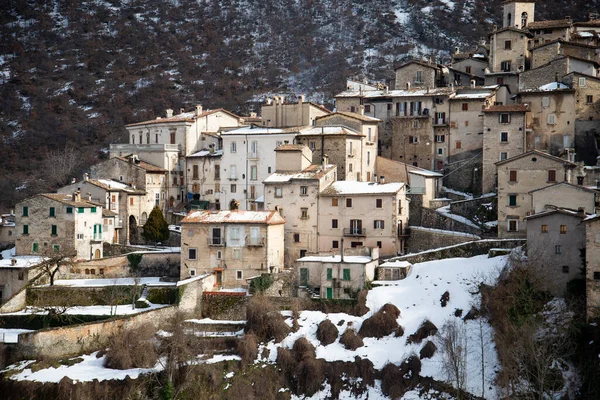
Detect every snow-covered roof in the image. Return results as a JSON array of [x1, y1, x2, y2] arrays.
[[89, 179, 145, 194], [0, 254, 43, 269], [379, 260, 411, 268], [263, 164, 336, 183], [409, 169, 443, 178], [181, 210, 285, 225], [297, 255, 374, 264], [537, 82, 569, 91], [335, 87, 455, 99], [295, 126, 363, 137], [321, 181, 404, 196]]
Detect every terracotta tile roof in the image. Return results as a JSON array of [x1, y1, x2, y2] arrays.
[[574, 19, 600, 27], [316, 111, 381, 123], [180, 210, 285, 225], [527, 19, 572, 30], [483, 104, 530, 112], [274, 144, 307, 152], [125, 109, 241, 127], [102, 209, 119, 217], [115, 156, 167, 173], [39, 193, 102, 208], [530, 38, 599, 51]]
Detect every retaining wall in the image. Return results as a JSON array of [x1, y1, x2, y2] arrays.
[[406, 226, 480, 253]]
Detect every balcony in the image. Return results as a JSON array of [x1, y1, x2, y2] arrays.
[[207, 237, 225, 246], [247, 236, 265, 247], [343, 228, 366, 237], [247, 152, 259, 160]]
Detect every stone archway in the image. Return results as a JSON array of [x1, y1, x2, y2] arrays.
[[129, 215, 138, 244]]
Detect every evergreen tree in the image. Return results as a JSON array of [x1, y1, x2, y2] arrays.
[[142, 206, 170, 243]]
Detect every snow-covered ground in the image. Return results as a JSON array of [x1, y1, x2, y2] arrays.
[[436, 205, 481, 229], [46, 277, 176, 287], [4, 304, 168, 316], [262, 254, 508, 399]]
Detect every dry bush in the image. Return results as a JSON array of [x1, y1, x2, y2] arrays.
[[276, 347, 297, 376], [296, 358, 325, 396], [354, 290, 370, 316], [237, 334, 258, 364], [340, 328, 364, 350], [355, 357, 375, 387], [463, 306, 479, 321], [400, 355, 422, 381], [104, 324, 157, 369], [358, 303, 400, 338], [245, 295, 290, 342], [292, 337, 316, 362], [407, 320, 438, 344], [454, 308, 463, 317], [419, 340, 437, 359], [395, 325, 405, 337], [316, 319, 338, 346], [440, 291, 450, 307], [291, 299, 301, 331], [380, 363, 408, 399]]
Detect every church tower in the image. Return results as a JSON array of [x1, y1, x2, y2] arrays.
[[503, 0, 536, 29]]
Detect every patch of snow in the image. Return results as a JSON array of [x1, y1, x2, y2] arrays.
[[0, 328, 35, 343], [48, 277, 176, 287], [5, 304, 169, 316]]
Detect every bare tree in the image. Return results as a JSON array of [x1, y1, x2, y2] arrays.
[[437, 318, 468, 399], [43, 146, 81, 187], [37, 247, 76, 286]]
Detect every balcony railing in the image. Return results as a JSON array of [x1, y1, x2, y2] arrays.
[[207, 237, 225, 246], [247, 236, 265, 247], [343, 228, 366, 237]]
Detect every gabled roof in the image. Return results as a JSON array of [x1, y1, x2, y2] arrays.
[[530, 38, 599, 51], [495, 150, 577, 167], [126, 108, 241, 127], [527, 19, 572, 30], [320, 181, 404, 196], [263, 164, 336, 183], [488, 26, 534, 37], [528, 181, 598, 195], [85, 179, 146, 194], [316, 111, 381, 123], [524, 208, 587, 221], [394, 59, 441, 71], [483, 104, 529, 113], [574, 19, 600, 28], [180, 210, 285, 225], [296, 126, 364, 137], [37, 193, 102, 208], [274, 144, 307, 152], [187, 149, 223, 158], [114, 156, 167, 173]]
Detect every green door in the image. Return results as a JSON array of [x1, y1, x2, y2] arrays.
[[326, 287, 333, 299], [300, 268, 309, 286]]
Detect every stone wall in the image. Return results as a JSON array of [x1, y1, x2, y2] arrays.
[[407, 193, 423, 226], [575, 120, 600, 166], [450, 195, 497, 220], [390, 239, 526, 264], [406, 226, 480, 253], [420, 207, 482, 235], [443, 153, 483, 196]]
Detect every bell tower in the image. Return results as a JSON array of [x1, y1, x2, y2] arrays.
[[502, 0, 536, 29]]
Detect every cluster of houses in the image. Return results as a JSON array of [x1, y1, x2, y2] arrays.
[[3, 0, 600, 319]]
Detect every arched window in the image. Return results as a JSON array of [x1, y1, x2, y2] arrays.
[[139, 133, 142, 144], [141, 212, 148, 225], [146, 132, 150, 144], [506, 12, 512, 27], [85, 268, 90, 274], [521, 12, 528, 28], [132, 135, 135, 144]]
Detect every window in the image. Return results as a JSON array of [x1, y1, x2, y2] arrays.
[[541, 224, 548, 233], [462, 103, 468, 111], [587, 95, 594, 104], [416, 70, 423, 83], [497, 77, 504, 85], [348, 163, 353, 173], [409, 136, 418, 144], [230, 141, 237, 153], [376, 199, 383, 208], [560, 225, 567, 234], [294, 233, 300, 243], [412, 120, 420, 129], [508, 220, 518, 232], [547, 114, 556, 125], [504, 40, 512, 50], [22, 206, 28, 217], [374, 220, 385, 229], [129, 197, 134, 206], [327, 268, 332, 280], [343, 269, 351, 281], [275, 187, 282, 197], [250, 140, 258, 156], [230, 227, 240, 240], [367, 151, 371, 166], [465, 120, 469, 127], [188, 248, 197, 260], [51, 225, 57, 236], [77, 233, 84, 240], [456, 141, 462, 149], [548, 170, 556, 182], [579, 77, 586, 87], [236, 271, 243, 280], [499, 113, 510, 124], [49, 207, 55, 217], [250, 165, 257, 181], [435, 135, 445, 143], [346, 198, 352, 207], [267, 167, 271, 174], [368, 127, 372, 141], [509, 170, 518, 182], [300, 186, 308, 196], [309, 141, 316, 151], [500, 152, 508, 161], [301, 208, 308, 219], [332, 198, 338, 207], [155, 193, 160, 206], [91, 207, 97, 213], [377, 241, 382, 248], [233, 249, 241, 259], [170, 131, 176, 144], [555, 245, 562, 254], [332, 219, 338, 228], [231, 184, 236, 193], [500, 61, 511, 72], [465, 66, 472, 74], [500, 132, 508, 143], [364, 105, 371, 113], [53, 244, 60, 252], [193, 165, 199, 179], [215, 165, 220, 180], [332, 240, 339, 249], [66, 207, 73, 214], [217, 250, 222, 259], [438, 148, 444, 155], [509, 195, 517, 206], [32, 242, 37, 252], [562, 265, 569, 274]]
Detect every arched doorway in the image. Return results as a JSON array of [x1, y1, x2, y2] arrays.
[[169, 196, 175, 208], [94, 249, 101, 259], [129, 215, 138, 244], [230, 199, 239, 210]]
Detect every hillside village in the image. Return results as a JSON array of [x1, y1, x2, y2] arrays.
[[2, 1, 600, 398]]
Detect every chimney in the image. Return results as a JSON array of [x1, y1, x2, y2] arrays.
[[322, 154, 329, 167], [166, 108, 173, 118], [87, 193, 92, 201], [566, 16, 571, 24], [180, 107, 185, 114], [340, 238, 344, 262], [359, 105, 365, 115], [379, 176, 385, 184], [454, 46, 459, 54], [10, 258, 16, 266], [196, 104, 203, 115], [470, 80, 476, 88], [578, 207, 586, 218], [71, 177, 76, 184], [406, 82, 411, 90], [383, 85, 389, 94], [209, 144, 215, 154], [298, 94, 305, 103], [83, 173, 89, 182], [493, 24, 498, 31], [266, 97, 272, 105], [73, 191, 81, 202]]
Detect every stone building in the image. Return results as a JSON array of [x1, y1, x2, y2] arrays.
[[0, 213, 15, 247], [179, 210, 285, 288], [519, 56, 599, 91], [263, 144, 337, 266], [482, 104, 531, 193], [0, 254, 44, 304], [585, 215, 600, 320], [394, 60, 446, 90], [185, 147, 222, 209], [15, 193, 106, 260], [318, 181, 409, 256], [260, 96, 330, 127], [496, 150, 576, 238], [529, 182, 597, 214], [529, 40, 596, 69], [527, 19, 572, 47], [525, 208, 586, 295]]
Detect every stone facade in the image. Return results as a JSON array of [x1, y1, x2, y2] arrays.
[[526, 210, 586, 295], [261, 98, 330, 127], [488, 28, 532, 74], [530, 182, 596, 214], [585, 216, 600, 320], [496, 150, 576, 238], [185, 149, 222, 208], [394, 61, 440, 90], [449, 93, 495, 162], [406, 226, 480, 253], [390, 116, 434, 169]]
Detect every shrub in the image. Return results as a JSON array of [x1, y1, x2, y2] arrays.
[[296, 358, 324, 396], [104, 324, 158, 369], [420, 341, 437, 359], [407, 320, 438, 344], [316, 319, 338, 346], [359, 303, 400, 338], [250, 273, 273, 293], [237, 334, 258, 364], [340, 328, 364, 350], [292, 337, 316, 362], [142, 206, 169, 243], [245, 295, 290, 342], [276, 347, 296, 376], [440, 291, 450, 307], [395, 325, 405, 337], [380, 363, 408, 399], [454, 308, 463, 317], [400, 354, 421, 381], [463, 306, 480, 321], [354, 290, 370, 316], [127, 253, 143, 273]]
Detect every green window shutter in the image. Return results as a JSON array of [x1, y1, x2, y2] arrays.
[[327, 268, 332, 281], [53, 245, 60, 252], [32, 243, 38, 252], [49, 207, 55, 217], [91, 207, 97, 213], [343, 269, 351, 281], [66, 207, 73, 214], [51, 225, 57, 235], [78, 207, 84, 213], [23, 206, 28, 217], [326, 287, 333, 299], [300, 268, 309, 286], [23, 225, 28, 235]]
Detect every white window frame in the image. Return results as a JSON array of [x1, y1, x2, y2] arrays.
[[275, 187, 282, 197], [230, 141, 237, 153], [236, 270, 243, 280], [300, 186, 308, 195], [579, 77, 586, 87], [507, 219, 519, 232], [500, 152, 508, 161], [233, 249, 241, 259], [500, 132, 509, 143], [547, 113, 556, 125]]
